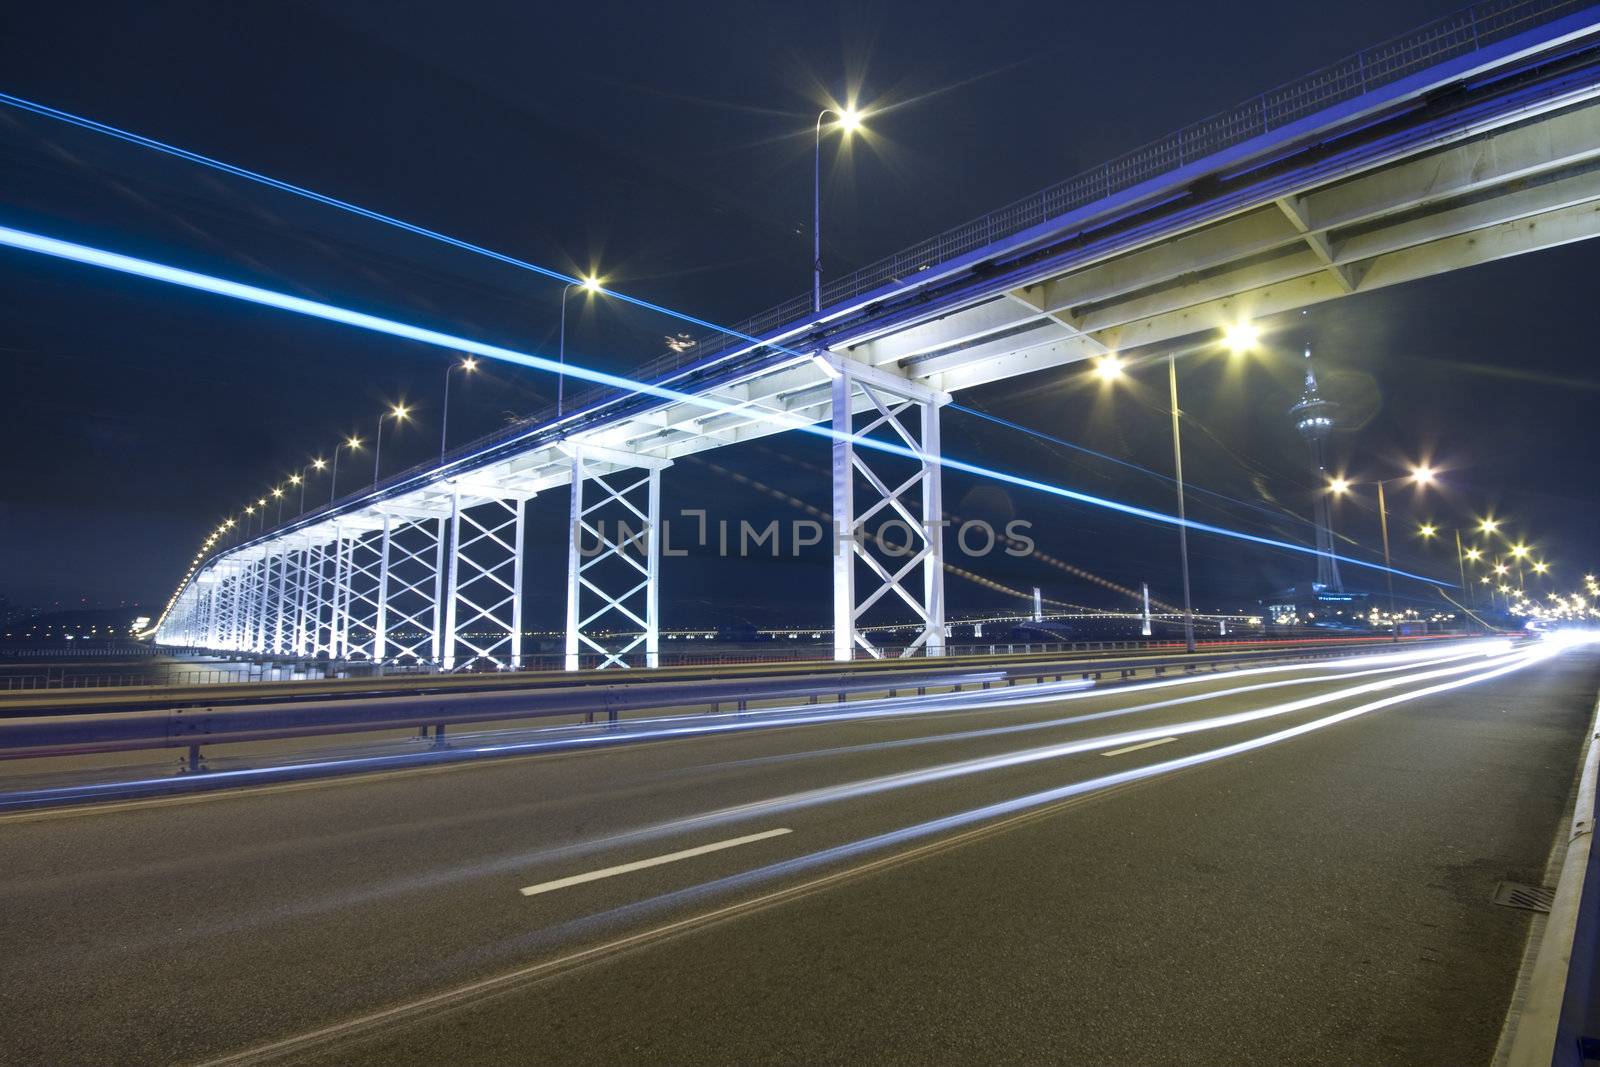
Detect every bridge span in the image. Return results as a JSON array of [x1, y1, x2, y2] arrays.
[[152, 0, 1600, 670]]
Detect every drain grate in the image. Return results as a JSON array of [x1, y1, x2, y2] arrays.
[[1493, 881, 1557, 913]]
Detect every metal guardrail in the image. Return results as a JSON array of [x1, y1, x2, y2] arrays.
[[0, 640, 1447, 767], [2, 634, 1416, 693]]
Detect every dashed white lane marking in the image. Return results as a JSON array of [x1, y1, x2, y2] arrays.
[[519, 828, 793, 897], [1100, 736, 1178, 757]]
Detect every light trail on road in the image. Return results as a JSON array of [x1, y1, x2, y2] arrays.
[[29, 641, 1521, 960], [485, 640, 1557, 950]]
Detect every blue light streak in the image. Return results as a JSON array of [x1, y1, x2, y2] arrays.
[[952, 401, 1322, 533], [0, 221, 1450, 584], [0, 91, 800, 361]]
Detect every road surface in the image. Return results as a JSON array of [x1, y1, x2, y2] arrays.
[[0, 637, 1594, 1066]]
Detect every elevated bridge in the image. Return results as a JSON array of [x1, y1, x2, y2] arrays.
[[154, 0, 1600, 668]]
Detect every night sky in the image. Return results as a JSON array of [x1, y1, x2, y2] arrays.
[[1, 0, 1595, 628]]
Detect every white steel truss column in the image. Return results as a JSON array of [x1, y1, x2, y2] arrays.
[[563, 444, 669, 671], [271, 550, 290, 654], [828, 356, 948, 661], [442, 491, 527, 671], [203, 572, 223, 650], [306, 541, 339, 659], [342, 530, 385, 661], [292, 542, 313, 656], [370, 511, 446, 666], [253, 554, 273, 653]]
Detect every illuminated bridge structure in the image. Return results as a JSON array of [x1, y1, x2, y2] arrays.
[[154, 0, 1600, 668]]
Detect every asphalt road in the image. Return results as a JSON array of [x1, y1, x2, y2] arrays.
[[1, 638, 1595, 1066]]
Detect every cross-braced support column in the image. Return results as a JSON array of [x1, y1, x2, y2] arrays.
[[271, 550, 290, 654], [563, 443, 670, 670], [365, 509, 446, 667], [342, 528, 386, 662], [828, 355, 948, 661], [442, 490, 528, 671]]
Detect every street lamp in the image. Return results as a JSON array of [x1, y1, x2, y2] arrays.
[[1087, 348, 1196, 649], [558, 277, 603, 418], [293, 457, 325, 514], [374, 404, 409, 485], [1222, 321, 1260, 355], [330, 436, 362, 502], [814, 106, 866, 313], [1328, 464, 1434, 641], [441, 356, 477, 459], [272, 485, 285, 525], [1092, 354, 1125, 382]]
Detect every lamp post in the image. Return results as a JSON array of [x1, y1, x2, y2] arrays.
[[272, 486, 285, 525], [374, 404, 409, 486], [1166, 354, 1196, 652], [294, 457, 326, 514], [1088, 322, 1259, 650], [330, 436, 361, 503], [558, 277, 602, 418], [1329, 464, 1434, 641], [440, 357, 477, 460], [814, 107, 863, 314]]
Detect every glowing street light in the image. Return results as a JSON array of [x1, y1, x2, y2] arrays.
[[374, 404, 409, 485], [815, 104, 868, 313], [1222, 321, 1260, 355], [441, 355, 479, 460], [331, 436, 362, 503], [291, 457, 325, 514], [1330, 465, 1438, 640], [1089, 349, 1194, 650], [558, 278, 604, 418], [1510, 543, 1530, 559], [1093, 354, 1126, 382]]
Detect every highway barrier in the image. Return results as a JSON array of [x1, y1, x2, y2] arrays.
[[0, 639, 1472, 771]]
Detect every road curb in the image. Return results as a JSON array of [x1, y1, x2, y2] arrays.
[[1503, 688, 1600, 1067]]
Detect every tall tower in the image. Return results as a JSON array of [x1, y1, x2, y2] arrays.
[[1289, 346, 1342, 592]]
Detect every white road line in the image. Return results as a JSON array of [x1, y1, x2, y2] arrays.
[[1101, 736, 1178, 757], [519, 828, 793, 897]]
